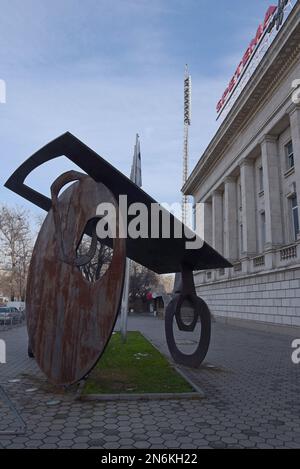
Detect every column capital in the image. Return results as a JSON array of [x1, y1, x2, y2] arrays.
[[224, 175, 236, 184], [212, 188, 223, 197], [203, 196, 212, 204], [286, 102, 300, 117], [239, 158, 253, 169], [259, 134, 278, 146]]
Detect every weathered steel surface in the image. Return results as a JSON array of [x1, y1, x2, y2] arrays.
[[165, 266, 211, 368], [5, 133, 232, 375], [5, 132, 231, 274], [26, 171, 126, 385]]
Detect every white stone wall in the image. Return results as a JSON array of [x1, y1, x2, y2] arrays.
[[195, 267, 300, 327]]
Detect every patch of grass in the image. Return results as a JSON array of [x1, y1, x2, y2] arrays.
[[83, 331, 194, 395]]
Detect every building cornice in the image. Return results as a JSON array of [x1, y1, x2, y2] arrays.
[[184, 2, 300, 196]]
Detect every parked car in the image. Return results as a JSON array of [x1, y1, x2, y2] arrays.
[[10, 307, 25, 322], [0, 307, 24, 324], [0, 307, 15, 325], [6, 301, 25, 311]]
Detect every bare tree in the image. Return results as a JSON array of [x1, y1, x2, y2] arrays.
[[129, 262, 159, 301], [76, 234, 113, 283], [159, 274, 175, 294], [35, 213, 46, 233], [0, 205, 33, 301]]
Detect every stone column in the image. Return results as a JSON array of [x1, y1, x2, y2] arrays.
[[212, 190, 223, 254], [197, 200, 212, 244], [289, 105, 300, 239], [260, 135, 283, 248], [240, 159, 257, 257], [224, 177, 238, 261]]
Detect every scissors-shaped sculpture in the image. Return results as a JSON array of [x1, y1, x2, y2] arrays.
[[5, 132, 231, 386]]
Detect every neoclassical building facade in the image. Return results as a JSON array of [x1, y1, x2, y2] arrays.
[[184, 2, 300, 327]]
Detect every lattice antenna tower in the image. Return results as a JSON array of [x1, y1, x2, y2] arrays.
[[182, 64, 192, 225]]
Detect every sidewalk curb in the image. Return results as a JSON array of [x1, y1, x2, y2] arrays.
[[79, 391, 204, 402]]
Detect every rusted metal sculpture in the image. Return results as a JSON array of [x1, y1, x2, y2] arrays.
[[5, 132, 231, 386], [26, 172, 125, 385]]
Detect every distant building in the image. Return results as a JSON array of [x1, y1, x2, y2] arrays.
[[184, 2, 300, 327]]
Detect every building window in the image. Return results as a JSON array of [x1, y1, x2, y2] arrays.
[[260, 211, 266, 251], [192, 204, 196, 231], [258, 166, 264, 192], [239, 184, 242, 211], [285, 141, 294, 170], [291, 194, 299, 241], [240, 224, 244, 254], [258, 167, 264, 193]]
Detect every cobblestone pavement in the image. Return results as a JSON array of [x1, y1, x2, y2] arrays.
[[0, 316, 299, 449]]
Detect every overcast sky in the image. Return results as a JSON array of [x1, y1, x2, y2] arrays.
[[0, 0, 274, 214]]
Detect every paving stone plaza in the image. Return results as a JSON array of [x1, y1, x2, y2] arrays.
[[0, 316, 299, 449]]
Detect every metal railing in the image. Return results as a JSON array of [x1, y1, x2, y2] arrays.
[[279, 244, 297, 261], [253, 255, 265, 267], [0, 315, 25, 332]]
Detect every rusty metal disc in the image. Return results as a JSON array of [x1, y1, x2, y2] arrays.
[[26, 171, 126, 386]]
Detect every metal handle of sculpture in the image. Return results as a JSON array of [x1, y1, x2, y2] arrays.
[[50, 170, 98, 266]]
